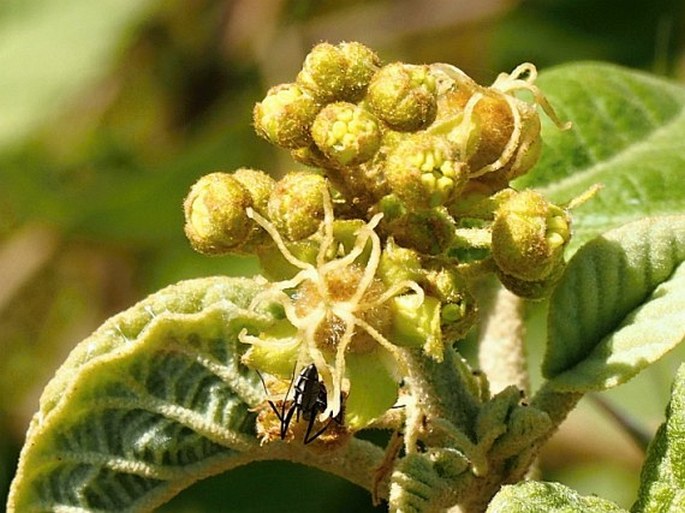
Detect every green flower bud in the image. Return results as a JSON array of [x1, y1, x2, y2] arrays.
[[366, 63, 438, 131], [183, 172, 253, 254], [253, 83, 319, 149], [385, 133, 468, 209], [471, 100, 542, 183], [232, 167, 276, 248], [423, 261, 477, 341], [267, 171, 328, 241], [290, 143, 330, 168], [464, 91, 515, 173], [496, 262, 565, 301], [388, 208, 456, 255], [338, 41, 381, 99], [311, 102, 382, 166], [297, 42, 380, 103], [448, 185, 515, 220], [378, 239, 424, 286], [492, 190, 571, 282], [232, 168, 275, 215]]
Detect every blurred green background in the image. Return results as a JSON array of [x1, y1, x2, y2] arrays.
[[2, 0, 684, 510]]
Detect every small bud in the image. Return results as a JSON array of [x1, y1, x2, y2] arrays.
[[366, 63, 438, 131], [387, 209, 456, 255], [267, 171, 328, 241], [338, 41, 381, 100], [423, 261, 477, 341], [232, 168, 276, 247], [378, 239, 424, 286], [311, 102, 382, 166], [492, 190, 571, 282], [297, 42, 380, 103], [232, 168, 275, 215], [183, 172, 253, 254], [496, 263, 565, 301], [385, 134, 468, 209], [253, 83, 319, 149], [290, 143, 330, 168], [447, 183, 514, 220]]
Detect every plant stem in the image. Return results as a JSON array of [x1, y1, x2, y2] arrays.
[[478, 284, 529, 395], [401, 347, 481, 440], [266, 437, 387, 496]]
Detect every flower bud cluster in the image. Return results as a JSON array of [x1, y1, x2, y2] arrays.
[[183, 42, 575, 436]]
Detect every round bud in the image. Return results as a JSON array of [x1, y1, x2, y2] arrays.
[[497, 264, 565, 301], [387, 209, 456, 256], [366, 63, 438, 131], [338, 42, 381, 99], [423, 260, 477, 342], [385, 133, 468, 209], [311, 102, 382, 166], [491, 190, 570, 282], [378, 239, 424, 286], [267, 172, 328, 241], [232, 168, 276, 247], [492, 102, 542, 181], [232, 168, 275, 215], [290, 143, 331, 168], [253, 83, 319, 149], [297, 42, 380, 103], [183, 172, 253, 254]]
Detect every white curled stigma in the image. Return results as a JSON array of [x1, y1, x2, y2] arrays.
[[432, 62, 571, 179], [243, 185, 422, 419]]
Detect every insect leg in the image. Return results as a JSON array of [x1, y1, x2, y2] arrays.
[[303, 412, 332, 444], [256, 370, 286, 422], [280, 402, 298, 439], [279, 365, 298, 435]]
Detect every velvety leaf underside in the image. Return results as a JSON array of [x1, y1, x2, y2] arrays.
[[486, 480, 627, 513], [544, 216, 685, 391], [8, 277, 277, 512], [632, 364, 685, 513]]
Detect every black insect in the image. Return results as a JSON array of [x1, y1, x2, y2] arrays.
[[260, 363, 342, 444]]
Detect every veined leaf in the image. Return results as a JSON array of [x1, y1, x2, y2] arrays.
[[486, 481, 627, 513], [632, 364, 685, 513], [543, 216, 685, 391], [7, 276, 278, 512], [518, 63, 685, 253]]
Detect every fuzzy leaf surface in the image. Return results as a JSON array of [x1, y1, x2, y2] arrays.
[[543, 216, 685, 391], [486, 481, 627, 513], [632, 364, 685, 513], [7, 277, 278, 512], [517, 63, 685, 253]]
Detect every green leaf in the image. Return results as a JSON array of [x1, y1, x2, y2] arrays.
[[517, 63, 685, 253], [632, 364, 685, 513], [543, 216, 685, 392], [7, 276, 279, 512], [486, 481, 627, 513]]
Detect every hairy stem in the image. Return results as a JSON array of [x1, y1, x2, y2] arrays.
[[266, 437, 387, 496], [478, 285, 529, 395], [401, 347, 481, 441]]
